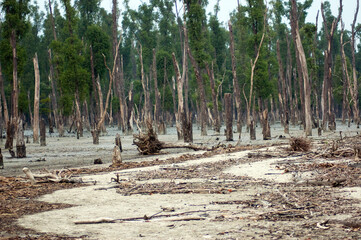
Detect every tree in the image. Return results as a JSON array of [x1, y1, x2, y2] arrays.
[[1, 0, 30, 151]]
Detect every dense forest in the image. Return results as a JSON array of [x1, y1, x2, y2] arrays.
[[0, 0, 361, 151]]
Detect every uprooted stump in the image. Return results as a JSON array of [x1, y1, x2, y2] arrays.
[[289, 137, 311, 152], [133, 125, 210, 155]]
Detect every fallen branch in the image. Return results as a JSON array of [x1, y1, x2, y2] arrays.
[[74, 210, 218, 224], [22, 167, 82, 184]]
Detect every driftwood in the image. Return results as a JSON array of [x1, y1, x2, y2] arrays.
[[22, 167, 82, 184], [133, 123, 211, 155], [74, 210, 217, 224]]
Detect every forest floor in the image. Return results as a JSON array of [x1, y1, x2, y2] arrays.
[[1, 123, 361, 239]]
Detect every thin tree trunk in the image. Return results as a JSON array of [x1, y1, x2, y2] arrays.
[[10, 29, 19, 139], [33, 53, 40, 143], [120, 55, 126, 132], [48, 49, 64, 136], [276, 40, 289, 134], [27, 91, 33, 127], [153, 49, 161, 133], [0, 63, 9, 126], [138, 44, 151, 125], [205, 62, 221, 134], [321, 0, 342, 131], [225, 93, 233, 141], [350, 0, 360, 127], [184, 27, 207, 136], [290, 0, 312, 136], [228, 21, 242, 133]]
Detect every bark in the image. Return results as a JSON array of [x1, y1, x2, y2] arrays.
[[92, 40, 121, 144], [184, 27, 207, 136], [27, 91, 33, 126], [48, 49, 64, 137], [126, 82, 134, 133], [115, 133, 122, 152], [225, 93, 233, 141], [33, 53, 40, 143], [290, 0, 312, 136], [153, 49, 161, 133], [228, 21, 242, 133], [40, 118, 46, 146], [286, 35, 295, 125], [90, 46, 100, 123], [10, 30, 19, 131], [321, 0, 342, 131], [16, 119, 26, 158], [120, 55, 126, 132], [350, 0, 360, 126], [138, 44, 151, 125], [276, 40, 289, 134], [0, 148, 3, 169], [205, 62, 221, 134], [0, 63, 9, 126], [262, 109, 271, 140], [5, 120, 14, 149], [74, 91, 83, 138], [48, 0, 57, 41], [112, 145, 122, 166]]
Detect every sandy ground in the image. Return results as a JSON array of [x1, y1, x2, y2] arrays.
[[2, 122, 361, 239]]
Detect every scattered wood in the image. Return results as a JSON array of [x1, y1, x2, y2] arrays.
[[133, 122, 211, 155], [289, 137, 311, 152], [74, 210, 217, 224]]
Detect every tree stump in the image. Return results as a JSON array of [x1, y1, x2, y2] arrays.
[[0, 148, 4, 169], [250, 118, 256, 140], [5, 120, 14, 149], [40, 118, 46, 146], [112, 146, 122, 166], [225, 93, 233, 141], [115, 133, 122, 152], [262, 109, 271, 140], [91, 129, 100, 144], [16, 119, 26, 158], [183, 114, 193, 143]]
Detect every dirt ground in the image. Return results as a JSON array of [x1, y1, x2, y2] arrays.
[[2, 123, 361, 239]]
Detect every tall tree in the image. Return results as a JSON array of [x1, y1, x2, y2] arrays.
[[1, 0, 30, 150], [290, 0, 312, 136]]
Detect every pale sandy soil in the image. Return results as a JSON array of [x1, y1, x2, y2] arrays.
[[2, 122, 361, 239]]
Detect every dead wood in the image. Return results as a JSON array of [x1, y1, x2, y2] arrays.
[[22, 167, 82, 184], [133, 123, 210, 155], [289, 137, 311, 152], [74, 210, 217, 224]]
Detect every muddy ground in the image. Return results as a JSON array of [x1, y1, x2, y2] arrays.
[[1, 123, 361, 239]]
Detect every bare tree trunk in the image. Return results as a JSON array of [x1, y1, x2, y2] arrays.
[[0, 148, 3, 169], [91, 41, 120, 144], [33, 53, 40, 143], [228, 21, 242, 133], [16, 119, 26, 158], [262, 109, 271, 140], [290, 0, 312, 136], [286, 35, 295, 126], [127, 83, 134, 134], [350, 0, 360, 127], [224, 93, 233, 141], [27, 91, 33, 127], [205, 62, 221, 134], [153, 49, 161, 133], [321, 0, 342, 131], [276, 40, 289, 134], [0, 63, 9, 127], [10, 30, 19, 141], [138, 44, 151, 125], [48, 49, 64, 137], [184, 26, 207, 136], [120, 55, 127, 132], [40, 118, 46, 146]]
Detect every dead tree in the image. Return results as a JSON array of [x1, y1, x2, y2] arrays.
[[262, 109, 271, 140], [321, 0, 342, 131], [0, 63, 9, 127], [40, 118, 46, 146], [0, 148, 3, 169], [184, 25, 207, 136], [205, 62, 221, 134], [16, 119, 26, 158], [115, 133, 122, 152], [91, 40, 121, 144], [138, 44, 152, 126], [228, 20, 242, 134], [153, 49, 161, 133], [33, 53, 40, 143], [290, 0, 312, 136], [133, 122, 208, 155], [276, 40, 289, 134], [224, 93, 233, 141], [48, 49, 64, 137]]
